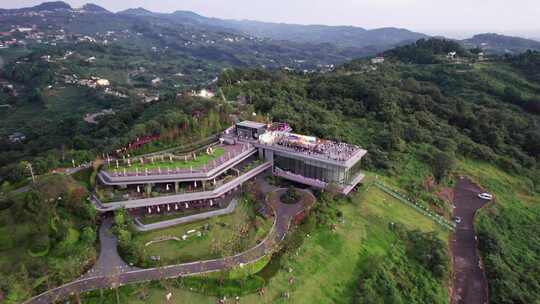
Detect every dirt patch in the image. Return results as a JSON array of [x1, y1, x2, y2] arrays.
[[438, 187, 454, 204], [450, 178, 489, 304]]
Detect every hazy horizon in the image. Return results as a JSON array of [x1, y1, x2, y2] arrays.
[[1, 0, 540, 39]]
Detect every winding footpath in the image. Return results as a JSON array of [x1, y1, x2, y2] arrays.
[[451, 178, 489, 304], [24, 188, 308, 304]]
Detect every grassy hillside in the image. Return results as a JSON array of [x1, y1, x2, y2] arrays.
[[118, 199, 272, 268], [79, 45, 540, 304], [82, 175, 449, 303], [2, 38, 539, 303], [217, 45, 540, 303], [0, 174, 97, 303]]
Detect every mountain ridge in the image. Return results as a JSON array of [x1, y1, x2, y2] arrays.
[[81, 3, 111, 13], [2, 2, 540, 54], [119, 7, 428, 49], [463, 33, 540, 54]]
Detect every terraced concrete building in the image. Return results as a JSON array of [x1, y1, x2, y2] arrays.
[[94, 121, 366, 214], [95, 141, 263, 212]]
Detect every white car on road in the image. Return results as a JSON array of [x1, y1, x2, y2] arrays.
[[478, 193, 493, 200]]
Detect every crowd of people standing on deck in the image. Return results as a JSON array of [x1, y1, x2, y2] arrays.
[[273, 134, 357, 162]]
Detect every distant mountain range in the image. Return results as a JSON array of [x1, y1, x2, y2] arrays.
[[121, 8, 540, 55], [1, 1, 428, 52], [124, 9, 429, 50], [2, 1, 540, 58]]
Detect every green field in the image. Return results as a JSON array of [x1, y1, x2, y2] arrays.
[[235, 185, 448, 304], [89, 178, 449, 303], [132, 199, 272, 266]]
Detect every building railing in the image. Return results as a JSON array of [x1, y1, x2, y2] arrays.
[[373, 181, 456, 231], [98, 146, 257, 185], [94, 162, 272, 211]]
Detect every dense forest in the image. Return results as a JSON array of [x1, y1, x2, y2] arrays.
[[218, 40, 540, 303]]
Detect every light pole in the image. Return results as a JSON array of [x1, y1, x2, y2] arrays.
[[25, 162, 36, 183]]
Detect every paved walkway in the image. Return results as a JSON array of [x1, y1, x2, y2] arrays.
[[24, 186, 309, 304], [451, 178, 489, 304], [11, 185, 31, 194]]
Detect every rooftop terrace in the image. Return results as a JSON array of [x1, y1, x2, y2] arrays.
[[258, 131, 366, 164]]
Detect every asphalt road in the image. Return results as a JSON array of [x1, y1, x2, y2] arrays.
[[24, 187, 309, 304], [82, 216, 139, 278], [451, 178, 489, 304]]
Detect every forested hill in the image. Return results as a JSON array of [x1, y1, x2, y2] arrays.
[[218, 43, 540, 303], [382, 38, 472, 64], [463, 33, 540, 54]]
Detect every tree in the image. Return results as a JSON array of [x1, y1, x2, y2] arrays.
[[503, 86, 523, 104], [27, 89, 44, 105], [4, 266, 33, 304], [281, 186, 300, 205], [431, 151, 455, 183], [81, 227, 97, 245]]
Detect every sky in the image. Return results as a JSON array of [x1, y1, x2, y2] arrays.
[[2, 0, 540, 39]]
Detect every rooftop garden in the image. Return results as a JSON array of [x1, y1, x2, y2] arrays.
[[105, 147, 225, 173]]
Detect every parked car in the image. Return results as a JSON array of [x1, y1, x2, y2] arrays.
[[478, 193, 493, 200], [453, 216, 462, 224]]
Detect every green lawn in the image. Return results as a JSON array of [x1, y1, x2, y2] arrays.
[[235, 185, 448, 304], [107, 147, 225, 172], [94, 178, 449, 303], [133, 199, 272, 266]]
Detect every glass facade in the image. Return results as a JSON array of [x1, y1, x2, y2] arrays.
[[273, 153, 345, 184], [273, 152, 362, 186], [343, 159, 363, 184]]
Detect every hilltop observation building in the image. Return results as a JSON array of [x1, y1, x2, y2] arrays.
[[232, 121, 367, 195], [94, 120, 366, 214]]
